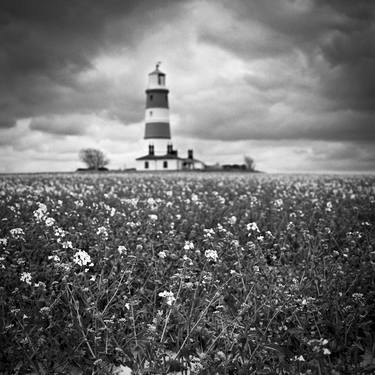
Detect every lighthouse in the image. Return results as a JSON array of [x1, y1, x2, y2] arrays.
[[135, 63, 205, 171], [144, 62, 171, 148]]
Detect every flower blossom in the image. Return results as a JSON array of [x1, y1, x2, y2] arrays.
[[246, 222, 259, 232], [149, 214, 158, 221], [10, 228, 25, 239], [54, 227, 66, 238], [33, 202, 47, 222], [229, 216, 237, 225], [48, 255, 61, 262], [191, 193, 199, 202], [158, 251, 167, 259], [118, 245, 127, 255], [96, 226, 108, 239], [20, 272, 32, 285], [158, 291, 176, 306], [205, 249, 218, 262], [184, 241, 194, 250], [62, 241, 73, 249], [73, 250, 93, 267], [45, 217, 55, 227]]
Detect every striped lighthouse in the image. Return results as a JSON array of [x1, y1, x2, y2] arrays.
[[144, 62, 171, 153], [135, 63, 206, 171]]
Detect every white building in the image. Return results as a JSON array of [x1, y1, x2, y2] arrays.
[[136, 63, 205, 171]]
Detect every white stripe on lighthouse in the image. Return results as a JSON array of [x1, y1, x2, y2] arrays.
[[145, 108, 169, 123]]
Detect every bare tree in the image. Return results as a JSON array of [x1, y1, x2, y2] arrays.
[[244, 155, 256, 172], [79, 148, 109, 170]]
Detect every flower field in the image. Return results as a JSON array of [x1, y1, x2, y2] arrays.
[[0, 172, 374, 374]]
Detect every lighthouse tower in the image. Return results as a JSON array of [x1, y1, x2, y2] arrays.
[[135, 63, 206, 171], [144, 62, 171, 153]]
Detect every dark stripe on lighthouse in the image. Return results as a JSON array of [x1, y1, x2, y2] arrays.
[[146, 89, 169, 108], [145, 123, 171, 139]]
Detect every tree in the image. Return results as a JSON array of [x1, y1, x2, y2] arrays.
[[244, 155, 256, 172], [79, 148, 109, 170]]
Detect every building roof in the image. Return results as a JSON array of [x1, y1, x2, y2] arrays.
[[136, 154, 183, 161], [136, 154, 205, 164], [149, 67, 165, 76]]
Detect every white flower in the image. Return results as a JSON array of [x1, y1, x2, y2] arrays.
[[229, 216, 237, 225], [62, 241, 73, 249], [33, 202, 47, 222], [217, 196, 225, 204], [0, 238, 7, 246], [48, 255, 61, 262], [286, 222, 295, 231], [10, 228, 25, 239], [147, 197, 156, 206], [45, 217, 55, 227], [203, 228, 215, 239], [191, 193, 199, 202], [322, 339, 329, 346], [73, 250, 93, 267], [54, 227, 66, 237], [326, 201, 333, 212], [96, 226, 108, 239], [118, 245, 127, 255], [20, 272, 32, 285], [158, 251, 167, 259], [205, 249, 218, 262], [34, 281, 46, 289], [297, 355, 305, 362], [184, 241, 194, 250], [159, 291, 176, 306], [246, 222, 259, 232], [323, 348, 331, 355], [149, 214, 158, 221], [273, 199, 284, 208]]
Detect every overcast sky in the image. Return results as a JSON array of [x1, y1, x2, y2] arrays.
[[1, 0, 374, 173]]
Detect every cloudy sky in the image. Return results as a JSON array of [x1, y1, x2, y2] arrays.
[[1, 0, 374, 173]]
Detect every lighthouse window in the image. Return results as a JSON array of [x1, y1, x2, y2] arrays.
[[149, 110, 153, 116], [145, 161, 149, 169], [163, 161, 168, 169], [150, 95, 153, 101]]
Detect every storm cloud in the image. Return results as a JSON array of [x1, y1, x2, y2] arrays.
[[0, 0, 374, 172]]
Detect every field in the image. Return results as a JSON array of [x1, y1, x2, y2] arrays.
[[0, 172, 374, 375]]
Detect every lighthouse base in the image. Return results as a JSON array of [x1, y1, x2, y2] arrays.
[[135, 143, 205, 171]]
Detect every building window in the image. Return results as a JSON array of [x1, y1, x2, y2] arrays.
[[145, 161, 149, 169], [149, 110, 152, 116], [163, 161, 168, 169], [150, 94, 153, 100]]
